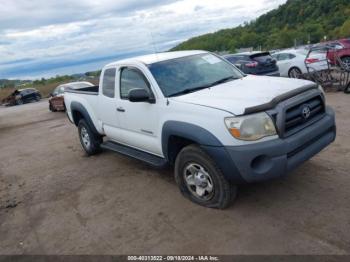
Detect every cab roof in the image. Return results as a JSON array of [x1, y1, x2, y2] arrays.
[[106, 50, 207, 67]]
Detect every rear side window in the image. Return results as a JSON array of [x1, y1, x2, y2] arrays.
[[120, 68, 150, 99], [21, 89, 31, 95], [277, 53, 291, 61], [102, 68, 116, 98], [225, 56, 239, 63], [328, 42, 343, 50]]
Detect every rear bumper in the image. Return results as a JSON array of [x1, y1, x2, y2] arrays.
[[203, 107, 336, 183]]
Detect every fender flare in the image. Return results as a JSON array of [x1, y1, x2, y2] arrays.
[[161, 121, 245, 184], [70, 101, 99, 135], [161, 121, 223, 161]]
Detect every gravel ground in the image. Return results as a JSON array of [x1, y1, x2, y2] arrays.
[[0, 94, 349, 255]]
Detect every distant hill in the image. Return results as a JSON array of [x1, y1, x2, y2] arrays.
[[171, 0, 350, 52], [0, 79, 32, 89], [0, 70, 101, 101], [0, 70, 102, 89]]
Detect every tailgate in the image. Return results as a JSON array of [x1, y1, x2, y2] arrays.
[[250, 52, 278, 74]]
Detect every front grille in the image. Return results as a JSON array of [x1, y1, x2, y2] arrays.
[[283, 95, 325, 136]]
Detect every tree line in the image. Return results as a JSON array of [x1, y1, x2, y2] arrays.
[[172, 0, 350, 52]]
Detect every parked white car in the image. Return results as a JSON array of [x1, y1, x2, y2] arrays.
[[272, 49, 328, 78], [64, 50, 336, 209]]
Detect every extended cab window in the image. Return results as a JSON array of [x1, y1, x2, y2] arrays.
[[102, 68, 116, 98], [120, 68, 151, 99]]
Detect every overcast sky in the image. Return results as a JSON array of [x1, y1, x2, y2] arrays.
[[0, 0, 286, 79]]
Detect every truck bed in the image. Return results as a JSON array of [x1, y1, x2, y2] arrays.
[[65, 85, 99, 95]]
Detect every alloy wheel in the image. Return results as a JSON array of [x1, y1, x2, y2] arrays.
[[81, 127, 91, 149], [183, 163, 214, 201]]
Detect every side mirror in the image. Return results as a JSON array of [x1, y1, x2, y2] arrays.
[[128, 89, 155, 103]]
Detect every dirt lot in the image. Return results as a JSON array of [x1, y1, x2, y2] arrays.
[[0, 94, 349, 255]]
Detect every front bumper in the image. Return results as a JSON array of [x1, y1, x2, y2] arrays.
[[204, 107, 336, 183]]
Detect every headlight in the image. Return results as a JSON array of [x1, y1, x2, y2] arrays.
[[224, 112, 277, 141]]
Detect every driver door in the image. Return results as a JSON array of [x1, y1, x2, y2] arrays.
[[114, 66, 162, 156]]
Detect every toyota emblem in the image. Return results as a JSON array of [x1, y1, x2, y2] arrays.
[[301, 105, 311, 120]]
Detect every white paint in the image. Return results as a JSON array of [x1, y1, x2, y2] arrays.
[[65, 51, 314, 157]]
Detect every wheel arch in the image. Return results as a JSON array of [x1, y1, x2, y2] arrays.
[[162, 121, 222, 164], [71, 102, 99, 135], [162, 121, 245, 184]]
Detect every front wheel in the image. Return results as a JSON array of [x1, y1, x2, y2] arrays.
[[175, 145, 237, 209], [16, 99, 23, 105], [78, 119, 102, 156]]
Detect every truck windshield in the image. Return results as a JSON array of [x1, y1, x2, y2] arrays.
[[148, 53, 244, 97]]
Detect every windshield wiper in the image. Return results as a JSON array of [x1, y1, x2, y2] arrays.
[[209, 76, 238, 86], [168, 86, 210, 97], [167, 76, 238, 98]]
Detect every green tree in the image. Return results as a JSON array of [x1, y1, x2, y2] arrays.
[[339, 19, 350, 38], [171, 0, 350, 52]]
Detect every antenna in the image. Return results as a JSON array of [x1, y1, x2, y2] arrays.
[[147, 27, 160, 61], [149, 30, 158, 54]]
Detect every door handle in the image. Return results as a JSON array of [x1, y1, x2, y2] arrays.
[[116, 107, 125, 112]]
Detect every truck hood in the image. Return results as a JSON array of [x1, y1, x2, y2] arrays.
[[170, 75, 316, 115]]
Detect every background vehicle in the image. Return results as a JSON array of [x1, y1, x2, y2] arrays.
[[325, 39, 350, 66], [223, 51, 279, 76], [2, 88, 41, 106], [49, 82, 94, 112], [272, 49, 328, 78], [64, 51, 336, 209]]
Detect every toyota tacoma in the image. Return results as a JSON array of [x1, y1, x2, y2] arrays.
[[64, 51, 336, 209]]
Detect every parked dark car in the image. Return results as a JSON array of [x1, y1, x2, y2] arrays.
[[49, 82, 94, 112], [223, 52, 280, 76], [2, 88, 42, 106]]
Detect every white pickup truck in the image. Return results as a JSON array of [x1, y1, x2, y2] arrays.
[[65, 50, 336, 209]]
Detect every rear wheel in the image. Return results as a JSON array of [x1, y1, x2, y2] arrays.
[[49, 103, 56, 112], [175, 145, 237, 209], [78, 119, 102, 156], [288, 67, 302, 78], [341, 56, 350, 69], [344, 82, 350, 94]]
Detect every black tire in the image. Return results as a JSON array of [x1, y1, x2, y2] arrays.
[[341, 56, 350, 69], [288, 67, 302, 78], [174, 145, 237, 209], [49, 103, 56, 112], [344, 83, 350, 94], [78, 119, 102, 156], [16, 99, 23, 105]]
